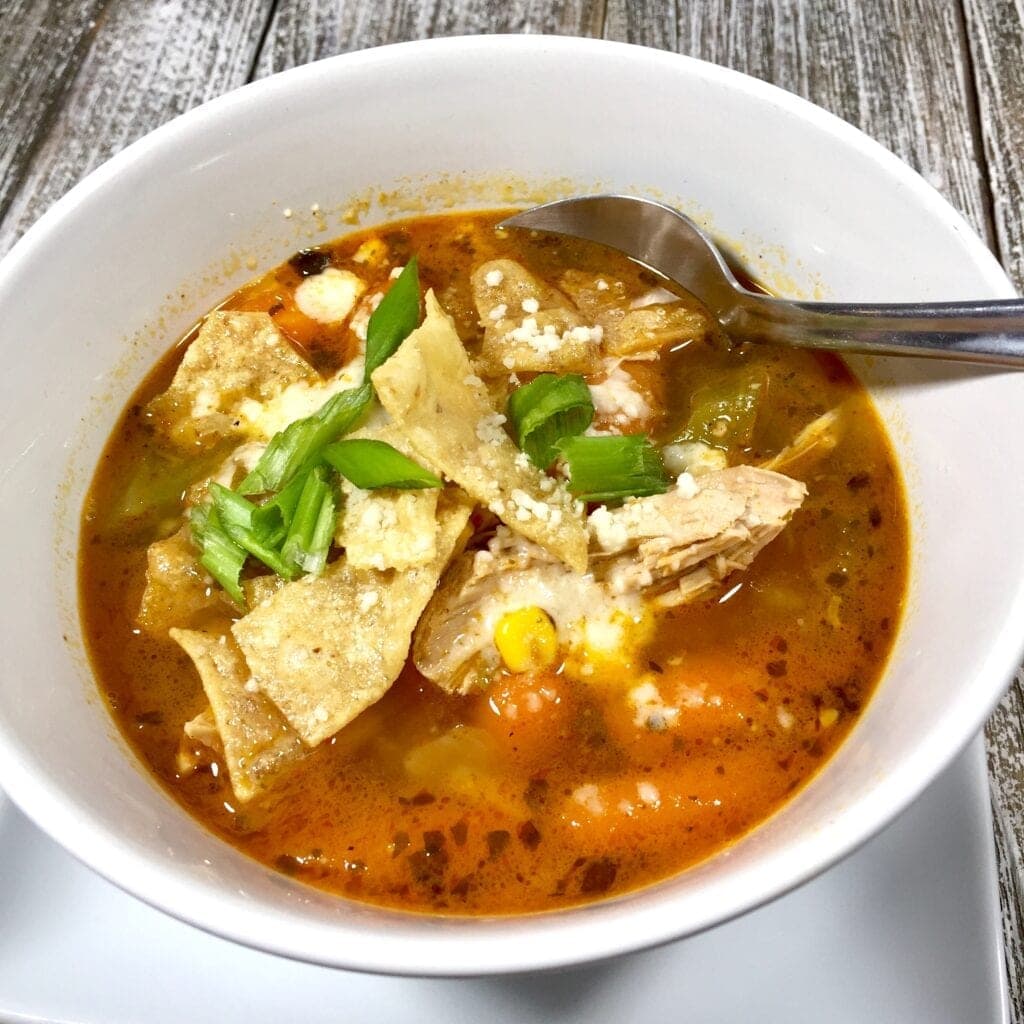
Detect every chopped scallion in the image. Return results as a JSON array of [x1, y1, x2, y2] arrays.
[[557, 434, 670, 503], [506, 373, 594, 468], [250, 471, 307, 547], [322, 439, 442, 489], [208, 483, 297, 580], [190, 504, 247, 606], [238, 382, 373, 495], [281, 466, 336, 576], [363, 258, 420, 379]]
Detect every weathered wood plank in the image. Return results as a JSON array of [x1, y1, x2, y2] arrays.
[[989, 671, 1024, 1021], [254, 0, 603, 76], [0, 0, 276, 256], [963, 0, 1024, 288], [0, 0, 108, 228], [606, 0, 993, 244]]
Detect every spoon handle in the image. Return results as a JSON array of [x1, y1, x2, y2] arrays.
[[733, 294, 1024, 366]]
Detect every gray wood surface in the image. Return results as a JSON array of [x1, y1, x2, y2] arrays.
[[1, 0, 1022, 1016]]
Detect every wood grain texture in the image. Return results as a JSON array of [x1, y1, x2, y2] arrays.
[[990, 672, 1024, 1020], [964, 0, 1024, 287], [0, 0, 275, 255], [254, 0, 604, 76], [0, 0, 108, 227], [657, 0, 991, 243]]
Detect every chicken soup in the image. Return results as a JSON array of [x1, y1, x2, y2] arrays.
[[79, 210, 907, 914]]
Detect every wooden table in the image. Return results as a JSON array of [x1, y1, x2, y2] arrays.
[[3, 0, 1022, 1014]]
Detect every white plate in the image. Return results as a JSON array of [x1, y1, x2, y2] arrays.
[[0, 737, 1007, 1024]]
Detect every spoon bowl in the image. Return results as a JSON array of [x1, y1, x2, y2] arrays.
[[501, 195, 1024, 367]]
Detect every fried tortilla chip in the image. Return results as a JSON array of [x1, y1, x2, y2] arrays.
[[336, 481, 440, 570], [471, 260, 601, 376], [371, 292, 587, 572], [170, 629, 305, 803], [138, 527, 231, 635], [333, 422, 440, 570], [232, 491, 473, 747], [149, 311, 317, 446], [242, 574, 287, 608]]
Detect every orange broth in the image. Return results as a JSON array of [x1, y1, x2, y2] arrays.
[[79, 211, 907, 914]]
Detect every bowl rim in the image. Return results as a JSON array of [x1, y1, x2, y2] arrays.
[[0, 33, 1021, 976]]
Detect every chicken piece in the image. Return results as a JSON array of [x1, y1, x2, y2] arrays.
[[471, 260, 603, 376], [590, 466, 807, 607], [761, 409, 842, 478], [413, 527, 601, 693], [414, 467, 805, 691]]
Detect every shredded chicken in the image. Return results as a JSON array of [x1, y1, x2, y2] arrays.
[[414, 466, 806, 692], [761, 409, 842, 477]]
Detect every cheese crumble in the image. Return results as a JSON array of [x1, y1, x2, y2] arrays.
[[295, 268, 366, 324]]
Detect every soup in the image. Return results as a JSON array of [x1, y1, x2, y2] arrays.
[[79, 210, 907, 914]]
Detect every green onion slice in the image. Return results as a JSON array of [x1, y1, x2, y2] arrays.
[[363, 258, 421, 379], [281, 466, 336, 576], [190, 503, 247, 606], [238, 382, 373, 495], [208, 483, 297, 580], [249, 471, 307, 547], [322, 439, 442, 489], [557, 434, 670, 503], [506, 373, 594, 468]]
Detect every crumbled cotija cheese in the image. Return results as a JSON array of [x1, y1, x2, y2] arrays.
[[294, 267, 366, 324], [476, 412, 508, 446], [484, 268, 504, 287], [675, 471, 699, 499], [572, 784, 605, 816], [588, 505, 630, 552], [628, 681, 681, 730], [589, 365, 650, 425], [506, 317, 602, 355]]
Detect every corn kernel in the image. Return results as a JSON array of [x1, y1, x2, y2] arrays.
[[819, 707, 840, 728], [494, 607, 558, 674]]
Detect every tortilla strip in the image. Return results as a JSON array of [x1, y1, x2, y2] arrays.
[[170, 628, 305, 803], [138, 526, 230, 635], [371, 291, 588, 572], [333, 421, 440, 570], [148, 311, 317, 446], [232, 490, 473, 747], [471, 260, 601, 376]]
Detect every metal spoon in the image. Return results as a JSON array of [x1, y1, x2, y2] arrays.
[[499, 194, 1024, 367]]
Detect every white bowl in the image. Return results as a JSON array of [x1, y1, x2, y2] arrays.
[[0, 36, 1022, 976]]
